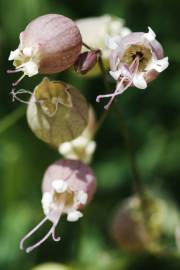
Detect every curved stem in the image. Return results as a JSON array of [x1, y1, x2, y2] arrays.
[[82, 42, 94, 51], [113, 105, 144, 198], [93, 110, 109, 137], [97, 55, 145, 199], [0, 106, 25, 135]]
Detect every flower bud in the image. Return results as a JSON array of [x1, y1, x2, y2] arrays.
[[97, 27, 169, 109], [8, 14, 82, 85], [111, 194, 180, 253], [26, 77, 88, 147], [32, 263, 73, 270], [20, 159, 96, 253], [76, 14, 130, 77], [74, 51, 98, 74], [59, 107, 97, 163], [111, 196, 151, 252]]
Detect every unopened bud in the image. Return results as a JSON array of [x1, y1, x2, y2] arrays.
[[27, 78, 88, 147], [74, 51, 98, 74], [111, 197, 150, 252], [76, 15, 130, 77], [111, 194, 180, 253]]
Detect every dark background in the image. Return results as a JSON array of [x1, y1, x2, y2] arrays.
[[0, 0, 180, 269]]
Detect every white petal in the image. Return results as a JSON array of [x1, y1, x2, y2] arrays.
[[72, 136, 88, 148], [121, 27, 131, 37], [86, 141, 96, 155], [146, 57, 169, 73], [52, 180, 68, 193], [41, 192, 53, 215], [144, 26, 156, 41], [105, 34, 119, 50], [42, 192, 52, 206], [67, 210, 83, 222], [121, 64, 132, 78], [109, 70, 121, 80], [133, 73, 147, 89], [76, 190, 88, 205], [59, 142, 72, 155], [23, 47, 33, 57], [23, 61, 38, 77], [8, 49, 20, 61]]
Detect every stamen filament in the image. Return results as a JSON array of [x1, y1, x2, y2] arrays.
[[7, 69, 21, 74], [52, 229, 61, 242], [104, 79, 132, 110], [12, 74, 26, 87], [96, 57, 140, 110], [26, 223, 57, 253], [20, 216, 48, 250]]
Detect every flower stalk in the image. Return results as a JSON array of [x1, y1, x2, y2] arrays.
[[96, 50, 145, 199], [82, 41, 145, 198]]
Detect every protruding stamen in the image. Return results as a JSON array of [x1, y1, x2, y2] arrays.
[[7, 69, 21, 74], [97, 79, 124, 101], [104, 78, 129, 110], [96, 56, 140, 110], [26, 223, 57, 253], [52, 228, 61, 242], [20, 217, 48, 250], [12, 74, 26, 87]]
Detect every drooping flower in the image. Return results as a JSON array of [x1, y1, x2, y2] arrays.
[[26, 77, 88, 147], [111, 194, 180, 252], [76, 14, 131, 76], [97, 27, 169, 109], [20, 159, 96, 253], [59, 107, 97, 163], [8, 14, 82, 86]]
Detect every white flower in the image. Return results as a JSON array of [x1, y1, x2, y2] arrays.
[[97, 27, 169, 110], [41, 179, 87, 223], [59, 136, 96, 164], [20, 178, 88, 253], [76, 14, 131, 76], [19, 159, 96, 253], [8, 46, 39, 76]]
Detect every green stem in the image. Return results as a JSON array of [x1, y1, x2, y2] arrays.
[[93, 110, 109, 138], [97, 56, 145, 198], [82, 42, 144, 199], [0, 106, 25, 135], [113, 106, 144, 198], [82, 42, 94, 51]]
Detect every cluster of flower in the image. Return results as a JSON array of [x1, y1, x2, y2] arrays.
[[8, 14, 168, 253]]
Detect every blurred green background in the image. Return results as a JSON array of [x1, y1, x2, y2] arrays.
[[0, 0, 180, 269]]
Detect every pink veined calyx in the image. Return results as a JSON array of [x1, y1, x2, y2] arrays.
[[7, 14, 82, 89], [96, 27, 169, 110]]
